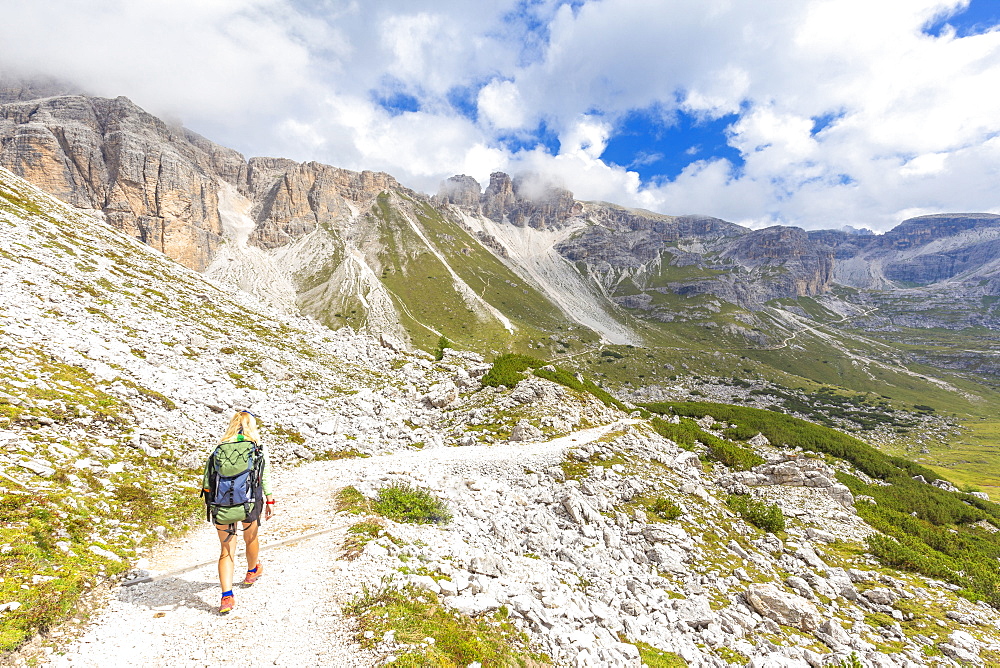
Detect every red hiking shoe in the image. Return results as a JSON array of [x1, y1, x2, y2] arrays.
[[244, 562, 264, 586], [219, 593, 235, 614]]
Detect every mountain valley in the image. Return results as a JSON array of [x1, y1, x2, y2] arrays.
[[2, 84, 1000, 667]]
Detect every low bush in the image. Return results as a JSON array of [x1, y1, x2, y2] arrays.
[[644, 497, 683, 521], [373, 482, 452, 525], [705, 439, 765, 471], [726, 494, 785, 533], [650, 416, 763, 470], [480, 354, 545, 388], [433, 335, 452, 361], [533, 365, 628, 411], [346, 580, 546, 666], [650, 417, 702, 450], [645, 401, 942, 483]]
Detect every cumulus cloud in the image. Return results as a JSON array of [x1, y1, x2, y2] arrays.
[[0, 0, 998, 230], [477, 79, 528, 130]]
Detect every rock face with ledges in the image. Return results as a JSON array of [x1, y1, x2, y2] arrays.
[[437, 171, 582, 229], [247, 158, 406, 249], [0, 94, 247, 270]]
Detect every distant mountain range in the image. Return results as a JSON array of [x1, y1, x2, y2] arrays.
[[2, 85, 998, 388]]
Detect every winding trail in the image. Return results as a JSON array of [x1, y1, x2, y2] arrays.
[[42, 420, 636, 667]]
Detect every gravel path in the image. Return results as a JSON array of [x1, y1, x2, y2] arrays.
[[42, 420, 634, 667]]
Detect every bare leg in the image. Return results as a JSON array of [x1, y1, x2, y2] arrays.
[[216, 525, 237, 592], [243, 520, 259, 573]]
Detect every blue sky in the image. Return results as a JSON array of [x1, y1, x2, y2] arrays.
[[924, 0, 1000, 36], [2, 0, 1000, 231]]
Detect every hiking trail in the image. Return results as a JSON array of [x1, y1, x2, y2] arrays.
[[40, 421, 635, 667]]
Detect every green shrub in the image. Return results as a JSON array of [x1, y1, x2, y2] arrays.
[[705, 439, 765, 471], [650, 417, 703, 450], [533, 365, 628, 411], [346, 581, 545, 666], [645, 497, 683, 521], [433, 336, 452, 361], [650, 416, 763, 470], [726, 494, 785, 533], [645, 401, 942, 483], [834, 654, 864, 668], [373, 483, 452, 524], [480, 353, 545, 388]]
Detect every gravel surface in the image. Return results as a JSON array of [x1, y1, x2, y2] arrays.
[[43, 464, 377, 668]]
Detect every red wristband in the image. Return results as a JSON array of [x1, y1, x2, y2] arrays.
[[266, 501, 275, 505]]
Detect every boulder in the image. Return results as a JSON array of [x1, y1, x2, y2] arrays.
[[509, 419, 543, 442], [814, 618, 852, 650], [672, 451, 702, 474], [861, 587, 896, 606], [424, 382, 459, 408], [744, 583, 821, 631]]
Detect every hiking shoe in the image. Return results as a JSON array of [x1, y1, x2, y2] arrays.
[[219, 593, 235, 614], [244, 562, 263, 586]]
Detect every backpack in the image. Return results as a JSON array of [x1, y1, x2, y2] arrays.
[[201, 434, 265, 540]]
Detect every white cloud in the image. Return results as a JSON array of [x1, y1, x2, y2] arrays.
[[558, 116, 611, 160], [1, 0, 999, 230], [477, 80, 527, 130]]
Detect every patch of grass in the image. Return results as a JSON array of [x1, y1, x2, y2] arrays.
[[335, 486, 372, 514], [343, 520, 384, 560], [269, 424, 305, 445], [726, 494, 786, 533], [314, 448, 369, 461], [373, 483, 452, 525], [115, 377, 177, 411], [644, 496, 683, 521], [632, 640, 687, 667], [346, 580, 547, 667]]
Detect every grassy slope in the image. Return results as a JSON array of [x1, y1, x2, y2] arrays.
[[552, 291, 1000, 498], [372, 194, 509, 351], [373, 194, 606, 356]]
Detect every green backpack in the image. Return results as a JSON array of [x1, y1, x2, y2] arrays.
[[201, 435, 265, 538]]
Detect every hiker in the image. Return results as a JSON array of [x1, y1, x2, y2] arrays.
[[201, 410, 274, 614]]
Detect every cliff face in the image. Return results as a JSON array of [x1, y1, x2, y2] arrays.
[[0, 94, 248, 270], [4, 88, 1000, 359], [247, 158, 404, 248], [438, 172, 582, 229], [721, 226, 835, 297]]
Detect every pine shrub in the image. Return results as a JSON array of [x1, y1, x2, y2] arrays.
[[726, 494, 785, 533], [373, 482, 452, 524]]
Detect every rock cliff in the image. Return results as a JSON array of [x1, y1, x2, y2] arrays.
[[0, 94, 247, 270]]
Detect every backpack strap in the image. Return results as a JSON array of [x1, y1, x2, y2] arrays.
[[247, 442, 266, 523]]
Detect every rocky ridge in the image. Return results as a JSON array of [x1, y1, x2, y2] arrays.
[[4, 89, 1000, 383]]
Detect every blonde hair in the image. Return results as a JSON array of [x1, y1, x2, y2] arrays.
[[220, 411, 260, 444]]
